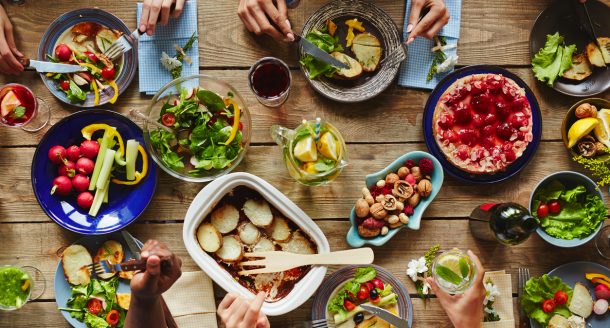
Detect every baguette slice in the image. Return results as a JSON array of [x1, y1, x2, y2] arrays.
[[62, 245, 93, 286], [598, 37, 610, 64], [562, 53, 593, 81], [548, 314, 569, 328], [197, 223, 223, 252], [253, 237, 275, 252], [568, 282, 593, 318], [352, 33, 381, 47], [215, 235, 244, 262], [93, 240, 124, 279], [352, 33, 382, 72], [211, 203, 240, 234], [278, 231, 316, 254], [266, 216, 292, 242], [243, 199, 274, 228], [116, 293, 131, 310], [238, 222, 261, 245], [586, 42, 607, 68], [330, 52, 363, 79]]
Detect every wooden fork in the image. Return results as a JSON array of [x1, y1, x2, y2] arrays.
[[238, 248, 374, 275]]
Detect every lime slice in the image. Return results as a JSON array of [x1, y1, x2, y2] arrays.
[[595, 109, 610, 149], [293, 136, 318, 162], [567, 118, 599, 148], [435, 265, 463, 285], [316, 132, 339, 161]]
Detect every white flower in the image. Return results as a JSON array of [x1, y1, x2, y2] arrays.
[[435, 55, 458, 73], [484, 307, 497, 315], [422, 281, 430, 295], [406, 257, 428, 282], [484, 282, 500, 305], [160, 51, 182, 71]]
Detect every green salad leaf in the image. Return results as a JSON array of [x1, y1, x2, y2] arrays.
[[300, 29, 343, 79], [85, 312, 110, 328], [197, 89, 225, 112], [520, 275, 573, 326], [62, 277, 125, 327], [353, 267, 376, 283], [531, 32, 576, 87], [66, 80, 87, 103]]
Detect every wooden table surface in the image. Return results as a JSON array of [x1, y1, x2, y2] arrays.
[[1, 0, 609, 327]]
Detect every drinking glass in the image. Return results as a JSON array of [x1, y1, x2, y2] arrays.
[[432, 248, 477, 294], [0, 83, 50, 132], [596, 224, 610, 259], [248, 57, 291, 107], [0, 265, 46, 311]]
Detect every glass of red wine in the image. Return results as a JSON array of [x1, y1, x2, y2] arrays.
[[248, 57, 291, 107], [0, 83, 50, 132]]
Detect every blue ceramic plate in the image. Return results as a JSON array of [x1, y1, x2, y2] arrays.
[[530, 261, 610, 327], [311, 265, 412, 327], [55, 233, 142, 327], [423, 65, 542, 184], [346, 151, 443, 247], [37, 8, 136, 107], [31, 110, 157, 235]]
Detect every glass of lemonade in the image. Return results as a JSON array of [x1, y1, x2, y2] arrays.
[[432, 248, 477, 294], [0, 265, 45, 311], [271, 119, 347, 186], [0, 83, 50, 132]]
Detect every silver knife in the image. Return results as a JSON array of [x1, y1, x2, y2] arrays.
[[296, 35, 349, 69], [581, 2, 607, 68], [360, 304, 409, 328], [121, 230, 142, 260], [21, 58, 87, 73]]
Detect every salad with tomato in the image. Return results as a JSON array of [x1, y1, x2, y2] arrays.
[[520, 274, 573, 326]]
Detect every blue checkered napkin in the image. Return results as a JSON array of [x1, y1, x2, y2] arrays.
[[398, 0, 462, 90], [137, 0, 199, 95]]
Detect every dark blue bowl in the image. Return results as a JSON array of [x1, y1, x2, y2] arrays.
[[37, 8, 137, 107], [31, 110, 158, 235], [423, 65, 542, 184]]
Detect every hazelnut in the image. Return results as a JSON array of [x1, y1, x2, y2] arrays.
[[370, 203, 388, 219], [397, 167, 410, 179], [399, 213, 409, 224], [362, 187, 374, 205], [385, 173, 400, 185], [408, 193, 421, 207], [381, 195, 397, 211], [411, 167, 422, 182], [387, 215, 399, 224], [393, 180, 414, 199], [417, 179, 433, 198], [358, 225, 381, 238], [395, 201, 404, 212], [375, 195, 385, 203], [376, 180, 386, 188], [380, 226, 389, 235], [355, 198, 370, 218], [575, 103, 597, 119]]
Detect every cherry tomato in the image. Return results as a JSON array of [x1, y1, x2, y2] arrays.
[[357, 284, 369, 300], [365, 282, 375, 292], [371, 278, 385, 290], [60, 80, 70, 91], [541, 299, 556, 313], [548, 200, 561, 215], [161, 113, 176, 126], [86, 298, 102, 315], [106, 309, 120, 326], [554, 291, 568, 305], [84, 51, 98, 63], [101, 67, 116, 80], [537, 203, 549, 218], [343, 299, 356, 312]]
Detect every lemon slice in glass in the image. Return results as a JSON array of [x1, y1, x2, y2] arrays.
[[293, 136, 317, 162], [316, 132, 339, 161], [568, 118, 599, 148]]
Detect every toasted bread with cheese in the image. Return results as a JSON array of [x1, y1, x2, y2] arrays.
[[352, 33, 382, 72], [118, 270, 135, 280], [211, 203, 240, 234], [278, 231, 315, 254], [116, 293, 131, 310], [598, 37, 610, 64], [548, 314, 569, 328], [238, 222, 260, 245], [93, 240, 124, 279], [197, 223, 223, 253], [330, 52, 363, 79], [586, 42, 607, 68], [266, 216, 292, 242], [215, 235, 243, 262], [562, 53, 593, 81], [243, 199, 274, 228], [62, 245, 93, 286], [568, 282, 593, 318]]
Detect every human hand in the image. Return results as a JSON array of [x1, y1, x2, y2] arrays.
[[217, 292, 270, 328], [238, 0, 294, 42], [0, 5, 23, 75], [426, 250, 486, 328], [130, 240, 182, 301], [405, 0, 449, 44], [139, 0, 186, 36]]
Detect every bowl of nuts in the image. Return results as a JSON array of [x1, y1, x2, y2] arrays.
[[346, 151, 444, 247]]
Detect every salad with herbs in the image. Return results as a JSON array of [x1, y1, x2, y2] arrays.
[[520, 274, 573, 326], [149, 87, 244, 177]]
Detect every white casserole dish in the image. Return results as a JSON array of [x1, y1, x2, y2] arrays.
[[183, 172, 330, 316]]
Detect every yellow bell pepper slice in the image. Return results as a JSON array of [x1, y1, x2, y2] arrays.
[[112, 145, 148, 186], [327, 19, 337, 36], [592, 278, 610, 289], [345, 18, 365, 32], [79, 63, 101, 74], [346, 28, 355, 47], [108, 80, 119, 104], [91, 79, 100, 106], [223, 99, 241, 146], [81, 123, 125, 156]]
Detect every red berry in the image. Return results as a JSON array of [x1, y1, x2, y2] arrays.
[[418, 158, 434, 175], [51, 176, 72, 196], [537, 203, 549, 218], [403, 205, 414, 216], [72, 174, 90, 192], [496, 123, 514, 141], [80, 140, 100, 159], [48, 145, 66, 164], [405, 160, 415, 168], [471, 93, 491, 113], [58, 161, 76, 178], [454, 105, 471, 124], [77, 191, 94, 209], [65, 145, 81, 162], [76, 157, 95, 175], [405, 174, 416, 186]]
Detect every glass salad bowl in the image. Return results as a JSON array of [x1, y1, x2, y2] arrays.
[[142, 74, 252, 182]]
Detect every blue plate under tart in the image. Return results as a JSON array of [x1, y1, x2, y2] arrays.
[[423, 65, 542, 184], [37, 8, 136, 107], [31, 110, 157, 235]]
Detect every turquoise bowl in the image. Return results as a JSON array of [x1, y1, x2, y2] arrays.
[[346, 151, 444, 247]]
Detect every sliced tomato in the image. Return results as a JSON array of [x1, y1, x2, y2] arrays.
[[86, 298, 102, 315], [541, 299, 556, 313], [106, 309, 120, 326], [554, 291, 568, 305], [343, 299, 356, 312], [161, 113, 176, 126]]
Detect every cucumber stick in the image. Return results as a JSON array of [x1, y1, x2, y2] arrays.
[[88, 128, 115, 190], [88, 184, 108, 217], [96, 149, 116, 190], [125, 139, 139, 180]]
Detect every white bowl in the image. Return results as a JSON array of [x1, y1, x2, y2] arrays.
[[182, 172, 330, 316]]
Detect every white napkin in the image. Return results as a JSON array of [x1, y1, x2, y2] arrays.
[[163, 271, 218, 327]]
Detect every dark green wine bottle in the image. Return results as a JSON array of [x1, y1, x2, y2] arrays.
[[469, 203, 538, 245]]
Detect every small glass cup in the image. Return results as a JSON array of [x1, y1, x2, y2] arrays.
[[248, 57, 291, 107], [432, 248, 477, 294], [0, 83, 50, 132], [595, 224, 610, 259], [0, 265, 46, 311]]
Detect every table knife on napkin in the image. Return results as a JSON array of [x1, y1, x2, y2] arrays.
[[20, 58, 86, 73], [295, 35, 349, 69], [360, 304, 409, 328], [121, 230, 178, 328]]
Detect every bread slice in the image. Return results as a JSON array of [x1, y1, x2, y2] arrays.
[[243, 199, 274, 228], [568, 282, 594, 318], [598, 37, 610, 64], [118, 271, 135, 280], [562, 53, 593, 81], [586, 42, 607, 67], [211, 203, 240, 234], [548, 314, 569, 328], [330, 52, 363, 79], [352, 33, 382, 72], [238, 222, 260, 245], [567, 315, 586, 328], [215, 235, 243, 262], [266, 216, 292, 242], [116, 293, 131, 310], [197, 223, 223, 253], [352, 33, 381, 47], [93, 240, 124, 279], [356, 316, 390, 328], [62, 245, 93, 286], [278, 231, 316, 254], [253, 237, 275, 252]]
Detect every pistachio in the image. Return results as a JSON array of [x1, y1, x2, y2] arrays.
[[370, 203, 388, 219], [393, 180, 414, 199], [395, 201, 404, 212], [355, 198, 370, 218], [397, 166, 410, 179], [417, 179, 433, 198], [408, 193, 421, 207], [399, 213, 409, 224], [385, 173, 400, 185], [362, 187, 374, 205], [381, 194, 398, 211], [376, 179, 386, 188], [575, 103, 597, 119], [380, 226, 389, 235], [387, 214, 399, 224], [411, 167, 422, 182]]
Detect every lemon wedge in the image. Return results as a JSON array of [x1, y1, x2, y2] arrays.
[[0, 90, 20, 117], [568, 118, 599, 148], [316, 132, 339, 161], [293, 136, 318, 162], [595, 109, 610, 149], [301, 162, 318, 174]]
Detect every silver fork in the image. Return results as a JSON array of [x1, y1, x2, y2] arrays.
[[518, 267, 531, 328], [380, 44, 407, 68], [103, 29, 142, 62], [85, 259, 147, 275], [306, 318, 334, 328]]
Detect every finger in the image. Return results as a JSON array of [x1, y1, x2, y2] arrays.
[[4, 23, 23, 58], [256, 313, 270, 328], [426, 277, 452, 303], [261, 0, 293, 41], [139, 255, 161, 290], [139, 0, 151, 33], [147, 0, 164, 35], [407, 0, 424, 34], [422, 19, 446, 39], [0, 32, 20, 75], [248, 5, 284, 40], [409, 6, 442, 40], [238, 3, 258, 34], [160, 0, 172, 26], [468, 250, 485, 285], [172, 0, 185, 18], [218, 293, 238, 311], [243, 292, 265, 325]]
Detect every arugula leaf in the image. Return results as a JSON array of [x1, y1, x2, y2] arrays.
[[196, 90, 225, 112]]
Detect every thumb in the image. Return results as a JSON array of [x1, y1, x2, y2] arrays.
[[140, 255, 161, 291]]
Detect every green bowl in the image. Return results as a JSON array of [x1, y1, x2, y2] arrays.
[[561, 98, 610, 157]]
